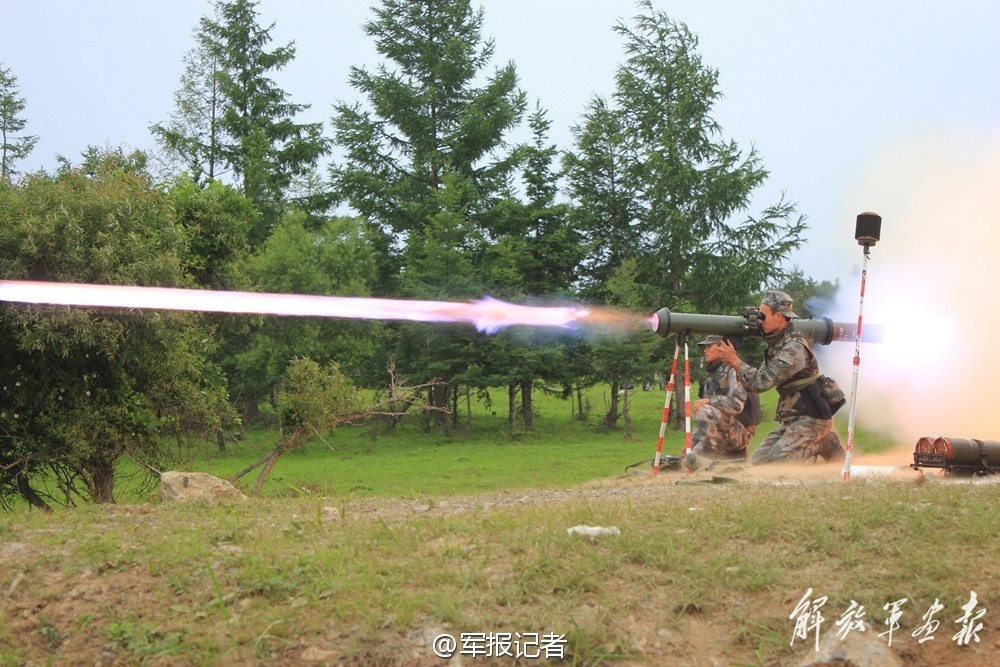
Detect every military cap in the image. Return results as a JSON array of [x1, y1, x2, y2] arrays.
[[761, 290, 799, 319], [698, 335, 726, 346]]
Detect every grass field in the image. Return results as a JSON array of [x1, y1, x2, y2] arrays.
[[135, 382, 897, 502], [6, 384, 992, 667]]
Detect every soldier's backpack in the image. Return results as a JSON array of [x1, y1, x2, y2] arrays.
[[736, 392, 762, 429]]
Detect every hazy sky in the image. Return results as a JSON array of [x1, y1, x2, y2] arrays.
[[5, 0, 997, 282], [6, 1, 1000, 442]]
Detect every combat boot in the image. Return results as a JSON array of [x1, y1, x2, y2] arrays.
[[816, 432, 846, 462]]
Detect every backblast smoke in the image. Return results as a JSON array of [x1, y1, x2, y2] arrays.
[[821, 128, 1000, 446]]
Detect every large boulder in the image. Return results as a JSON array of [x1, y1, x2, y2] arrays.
[[160, 471, 247, 503]]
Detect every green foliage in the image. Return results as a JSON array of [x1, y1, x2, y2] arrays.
[[331, 0, 531, 427], [564, 94, 643, 304], [156, 0, 330, 243], [472, 107, 587, 431], [565, 0, 807, 314], [0, 151, 233, 507], [149, 35, 227, 184], [331, 0, 527, 293], [484, 105, 583, 298], [399, 173, 485, 300], [230, 355, 444, 495], [276, 358, 368, 436], [0, 65, 39, 181], [2, 151, 184, 284], [169, 176, 254, 290], [234, 211, 381, 400], [780, 268, 841, 319]]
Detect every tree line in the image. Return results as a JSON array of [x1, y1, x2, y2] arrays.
[[0, 0, 824, 508]]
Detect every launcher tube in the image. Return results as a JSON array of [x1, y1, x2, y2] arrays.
[[650, 308, 882, 346]]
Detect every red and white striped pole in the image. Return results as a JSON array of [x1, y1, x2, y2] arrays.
[[843, 212, 882, 482], [682, 336, 694, 469], [653, 341, 681, 476]]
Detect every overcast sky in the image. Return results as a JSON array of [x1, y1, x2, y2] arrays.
[[5, 0, 1000, 284]]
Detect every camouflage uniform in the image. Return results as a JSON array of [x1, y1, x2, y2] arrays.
[[735, 292, 843, 464], [686, 357, 752, 468]]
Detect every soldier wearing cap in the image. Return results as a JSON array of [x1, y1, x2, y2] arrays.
[[684, 334, 754, 470], [717, 290, 845, 464]]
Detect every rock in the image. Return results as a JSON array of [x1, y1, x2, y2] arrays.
[[300, 646, 338, 662], [160, 471, 247, 503], [796, 631, 902, 667], [0, 542, 29, 560], [7, 572, 25, 597]]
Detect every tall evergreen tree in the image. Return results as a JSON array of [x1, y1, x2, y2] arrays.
[[563, 95, 643, 304], [565, 0, 806, 315], [0, 65, 39, 181], [331, 0, 527, 294], [154, 0, 330, 245], [331, 0, 528, 424], [479, 105, 583, 431], [150, 37, 227, 184], [493, 105, 582, 296]]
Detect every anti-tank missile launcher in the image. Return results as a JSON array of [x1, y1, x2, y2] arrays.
[[650, 305, 883, 345]]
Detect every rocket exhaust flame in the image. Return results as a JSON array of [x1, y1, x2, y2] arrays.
[[0, 280, 648, 334]]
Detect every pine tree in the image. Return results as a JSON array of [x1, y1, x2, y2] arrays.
[[153, 0, 330, 245], [563, 1, 808, 428], [0, 66, 39, 181], [331, 0, 528, 426], [565, 0, 806, 314], [478, 105, 583, 432], [150, 38, 227, 183], [332, 0, 527, 295]]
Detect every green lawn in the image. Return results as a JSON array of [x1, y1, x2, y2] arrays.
[[163, 383, 897, 501]]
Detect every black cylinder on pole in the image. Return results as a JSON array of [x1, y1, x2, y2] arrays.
[[855, 212, 882, 247]]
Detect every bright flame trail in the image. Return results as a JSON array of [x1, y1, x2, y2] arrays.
[[0, 280, 646, 334]]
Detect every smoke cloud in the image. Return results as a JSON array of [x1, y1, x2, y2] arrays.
[[816, 128, 1000, 451]]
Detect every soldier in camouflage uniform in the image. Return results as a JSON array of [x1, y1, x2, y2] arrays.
[[684, 335, 753, 471], [717, 290, 845, 464]]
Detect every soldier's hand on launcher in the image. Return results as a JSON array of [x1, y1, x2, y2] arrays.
[[717, 340, 740, 369]]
